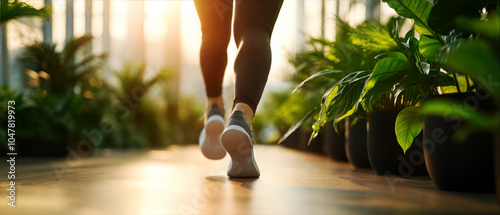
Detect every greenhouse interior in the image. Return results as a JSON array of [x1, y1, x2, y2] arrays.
[[0, 0, 499, 214]]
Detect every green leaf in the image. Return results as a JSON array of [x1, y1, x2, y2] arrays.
[[409, 37, 421, 65], [365, 58, 413, 91], [382, 0, 434, 36], [362, 58, 414, 111], [321, 71, 371, 132], [278, 107, 319, 144], [429, 70, 455, 87], [292, 70, 344, 94], [395, 106, 423, 154], [420, 62, 430, 75], [349, 21, 398, 52], [375, 51, 408, 61], [439, 40, 500, 101], [403, 29, 413, 43], [419, 35, 441, 61]]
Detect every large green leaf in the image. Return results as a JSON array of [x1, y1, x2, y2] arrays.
[[409, 37, 422, 66], [419, 35, 441, 61], [365, 58, 413, 91], [316, 71, 371, 133], [395, 106, 423, 154], [382, 0, 434, 36], [439, 40, 500, 101], [374, 51, 408, 61], [362, 57, 414, 111]]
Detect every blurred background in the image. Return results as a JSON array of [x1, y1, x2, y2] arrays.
[[0, 0, 400, 156]]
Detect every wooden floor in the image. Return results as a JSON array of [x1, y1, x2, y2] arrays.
[[1, 145, 498, 215]]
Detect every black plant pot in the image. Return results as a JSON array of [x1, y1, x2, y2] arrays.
[[280, 127, 308, 150], [307, 128, 326, 155], [17, 138, 69, 157], [367, 110, 428, 176], [496, 134, 500, 204], [345, 117, 371, 168], [423, 93, 495, 192], [324, 121, 347, 161]]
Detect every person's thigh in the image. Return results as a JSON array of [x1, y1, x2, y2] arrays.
[[233, 0, 283, 44], [194, 0, 233, 36]]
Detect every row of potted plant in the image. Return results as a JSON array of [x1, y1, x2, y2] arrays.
[[1, 1, 207, 155], [282, 0, 499, 196], [0, 35, 205, 156]]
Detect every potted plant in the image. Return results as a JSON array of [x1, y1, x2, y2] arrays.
[[344, 113, 370, 168], [13, 35, 107, 156], [109, 62, 172, 148], [382, 0, 499, 192], [280, 18, 399, 163]]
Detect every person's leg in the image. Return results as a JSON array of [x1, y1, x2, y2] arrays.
[[232, 0, 284, 125], [194, 0, 233, 110], [221, 0, 283, 177], [194, 0, 233, 160]]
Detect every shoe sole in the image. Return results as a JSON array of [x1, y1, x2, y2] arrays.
[[199, 115, 226, 160], [221, 125, 260, 178]]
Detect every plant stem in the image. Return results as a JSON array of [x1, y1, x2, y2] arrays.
[[452, 73, 461, 93], [465, 75, 471, 93]]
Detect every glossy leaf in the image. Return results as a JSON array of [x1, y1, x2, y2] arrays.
[[362, 58, 414, 111], [409, 37, 421, 65], [374, 51, 408, 61], [419, 35, 441, 61], [420, 62, 430, 75], [318, 71, 372, 132], [382, 0, 434, 36], [395, 106, 423, 154]]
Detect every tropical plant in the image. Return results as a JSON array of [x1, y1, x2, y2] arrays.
[[386, 0, 499, 153], [418, 1, 500, 135], [0, 0, 51, 24], [109, 62, 173, 148], [278, 18, 401, 144], [307, 0, 497, 154], [19, 35, 106, 95]]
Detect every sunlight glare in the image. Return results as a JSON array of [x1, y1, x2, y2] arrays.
[[144, 1, 169, 43], [110, 0, 128, 40]]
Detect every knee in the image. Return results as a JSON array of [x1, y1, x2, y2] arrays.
[[202, 28, 231, 49], [233, 27, 271, 48]]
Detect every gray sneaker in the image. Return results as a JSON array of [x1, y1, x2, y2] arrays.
[[220, 111, 260, 178], [199, 104, 226, 160]]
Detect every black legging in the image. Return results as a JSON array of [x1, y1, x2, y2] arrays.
[[194, 0, 283, 113]]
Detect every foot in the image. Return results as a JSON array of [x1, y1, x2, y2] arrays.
[[199, 104, 226, 160], [221, 111, 260, 178]]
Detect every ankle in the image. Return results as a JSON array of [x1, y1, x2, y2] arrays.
[[233, 103, 253, 127], [207, 96, 224, 110]]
